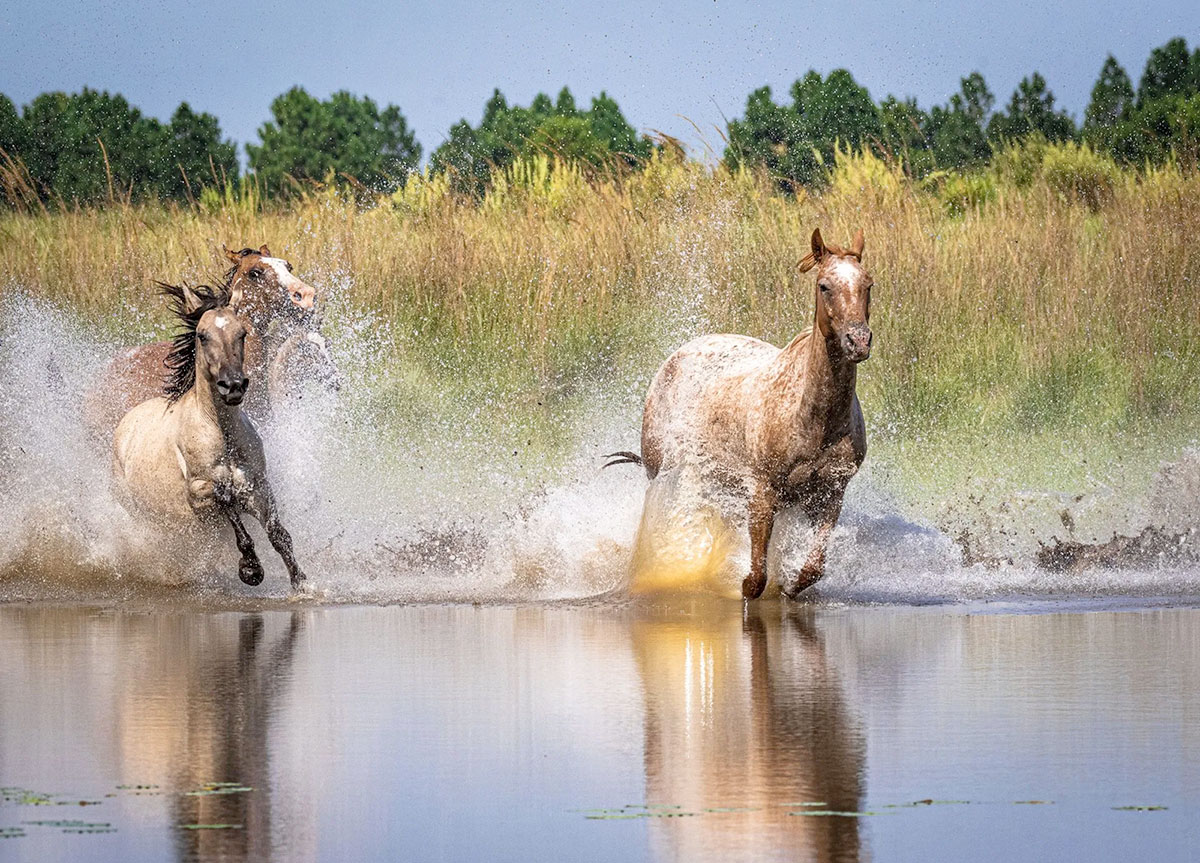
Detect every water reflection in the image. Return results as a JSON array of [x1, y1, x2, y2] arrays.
[[633, 601, 864, 863]]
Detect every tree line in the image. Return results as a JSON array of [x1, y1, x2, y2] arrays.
[[1, 36, 1198, 205]]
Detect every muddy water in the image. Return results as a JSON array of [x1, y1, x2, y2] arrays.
[[1, 600, 1197, 862]]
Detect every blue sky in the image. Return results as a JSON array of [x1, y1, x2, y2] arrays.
[[1, 0, 1197, 160]]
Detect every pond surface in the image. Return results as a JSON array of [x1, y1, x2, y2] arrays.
[[1, 599, 1198, 862]]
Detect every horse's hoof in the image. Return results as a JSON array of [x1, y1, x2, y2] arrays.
[[742, 574, 766, 600], [239, 558, 265, 586], [783, 569, 822, 600], [289, 570, 307, 590]]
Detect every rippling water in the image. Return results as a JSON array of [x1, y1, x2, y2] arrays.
[[1, 600, 1197, 862]]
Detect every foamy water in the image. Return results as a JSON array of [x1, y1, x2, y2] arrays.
[[1, 288, 1197, 606]]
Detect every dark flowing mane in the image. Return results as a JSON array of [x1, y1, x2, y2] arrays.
[[159, 282, 232, 402]]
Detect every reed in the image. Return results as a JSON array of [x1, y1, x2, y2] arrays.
[[2, 146, 1198, 503]]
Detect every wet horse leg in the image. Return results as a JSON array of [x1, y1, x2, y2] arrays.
[[742, 479, 778, 600], [248, 485, 306, 589], [214, 484, 266, 586], [782, 486, 846, 599]]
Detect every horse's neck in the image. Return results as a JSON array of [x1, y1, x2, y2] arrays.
[[768, 324, 857, 437], [184, 372, 239, 440]]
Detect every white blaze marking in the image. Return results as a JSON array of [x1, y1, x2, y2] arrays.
[[214, 315, 229, 329], [833, 260, 861, 285], [263, 257, 304, 293]]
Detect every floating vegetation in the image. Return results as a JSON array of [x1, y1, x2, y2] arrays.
[[179, 823, 244, 830], [789, 810, 895, 817], [0, 827, 25, 839], [579, 804, 700, 820], [1, 787, 55, 806], [885, 799, 972, 807], [1014, 800, 1054, 805], [1112, 805, 1168, 811], [184, 783, 253, 797], [116, 784, 160, 791]]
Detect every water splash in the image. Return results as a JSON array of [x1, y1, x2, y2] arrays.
[[0, 287, 1197, 606]]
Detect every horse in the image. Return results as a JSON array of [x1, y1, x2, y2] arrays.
[[111, 283, 306, 589], [93, 245, 323, 436], [607, 228, 872, 600]]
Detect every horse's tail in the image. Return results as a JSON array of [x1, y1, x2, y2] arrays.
[[603, 450, 643, 469]]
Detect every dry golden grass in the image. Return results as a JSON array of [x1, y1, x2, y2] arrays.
[[2, 148, 1198, 470]]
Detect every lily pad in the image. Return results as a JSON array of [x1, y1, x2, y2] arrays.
[[1112, 805, 1167, 811], [179, 823, 244, 830]]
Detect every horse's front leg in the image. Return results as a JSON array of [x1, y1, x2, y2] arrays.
[[782, 485, 846, 599], [742, 479, 778, 600], [245, 482, 306, 590], [211, 474, 266, 587]]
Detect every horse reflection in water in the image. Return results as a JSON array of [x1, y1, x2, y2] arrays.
[[633, 603, 865, 863], [113, 613, 310, 862]]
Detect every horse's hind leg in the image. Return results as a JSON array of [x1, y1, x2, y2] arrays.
[[250, 486, 306, 589], [742, 479, 778, 600], [782, 488, 845, 599]]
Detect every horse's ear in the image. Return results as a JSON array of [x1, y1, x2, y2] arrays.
[[228, 281, 244, 311], [179, 286, 206, 314], [849, 229, 865, 259], [223, 244, 240, 264], [799, 228, 825, 273], [258, 244, 272, 257]]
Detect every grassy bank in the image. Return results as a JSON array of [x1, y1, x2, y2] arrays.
[[2, 146, 1198, 509]]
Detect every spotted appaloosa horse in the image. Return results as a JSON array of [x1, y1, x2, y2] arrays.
[[92, 245, 321, 436], [607, 228, 873, 600]]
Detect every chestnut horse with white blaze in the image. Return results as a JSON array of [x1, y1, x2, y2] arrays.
[[112, 284, 306, 589], [607, 228, 873, 599], [94, 245, 319, 435]]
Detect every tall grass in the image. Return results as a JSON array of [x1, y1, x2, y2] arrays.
[[2, 146, 1198, 503]]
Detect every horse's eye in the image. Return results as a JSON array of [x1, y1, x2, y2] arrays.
[[292, 292, 302, 301], [248, 268, 264, 280], [819, 283, 830, 293], [197, 331, 209, 343], [285, 262, 294, 272]]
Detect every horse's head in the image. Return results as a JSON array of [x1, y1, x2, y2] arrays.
[[800, 228, 873, 363], [223, 244, 317, 327], [163, 284, 253, 407]]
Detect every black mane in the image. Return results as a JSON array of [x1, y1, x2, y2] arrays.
[[159, 282, 232, 402]]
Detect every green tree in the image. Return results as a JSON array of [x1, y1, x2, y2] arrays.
[[987, 73, 1075, 143], [20, 88, 168, 203], [1085, 56, 1135, 130], [157, 102, 238, 198], [878, 96, 932, 176], [1138, 37, 1191, 107], [431, 86, 648, 196], [0, 93, 25, 159], [726, 69, 880, 190], [926, 73, 994, 169], [247, 87, 420, 195]]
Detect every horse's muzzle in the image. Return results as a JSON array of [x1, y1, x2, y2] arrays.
[[217, 375, 250, 405], [843, 325, 872, 362]]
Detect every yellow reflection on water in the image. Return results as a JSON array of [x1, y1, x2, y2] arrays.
[[629, 473, 744, 597], [632, 602, 864, 863]]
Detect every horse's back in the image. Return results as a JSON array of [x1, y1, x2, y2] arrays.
[[641, 334, 784, 478], [85, 341, 172, 445]]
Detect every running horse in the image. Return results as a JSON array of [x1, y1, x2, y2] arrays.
[[112, 283, 306, 589], [607, 228, 872, 599], [91, 245, 324, 436]]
